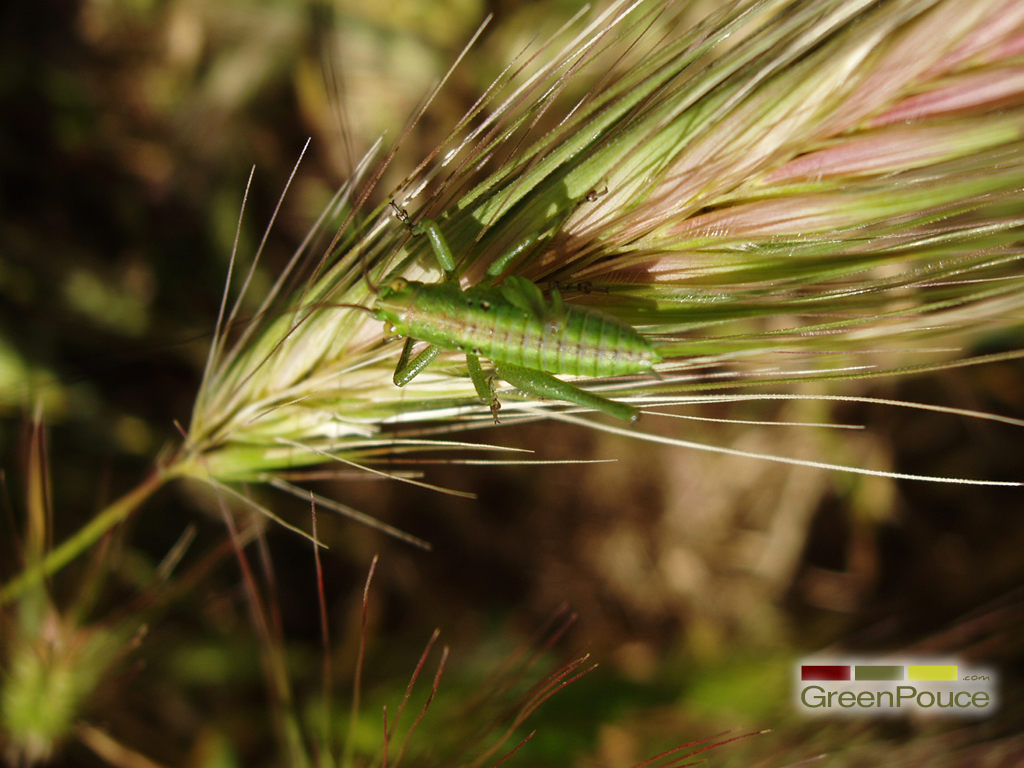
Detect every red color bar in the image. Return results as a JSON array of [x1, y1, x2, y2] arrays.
[[801, 665, 851, 681]]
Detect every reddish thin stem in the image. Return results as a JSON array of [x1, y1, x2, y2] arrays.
[[312, 496, 333, 757], [343, 555, 378, 768]]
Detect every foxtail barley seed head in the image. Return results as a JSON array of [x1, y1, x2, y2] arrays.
[[183, 0, 1024, 485]]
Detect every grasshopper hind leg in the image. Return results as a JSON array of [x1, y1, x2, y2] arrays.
[[466, 354, 501, 423], [493, 363, 638, 422]]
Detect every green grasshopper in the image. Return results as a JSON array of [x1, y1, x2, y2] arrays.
[[373, 203, 660, 422]]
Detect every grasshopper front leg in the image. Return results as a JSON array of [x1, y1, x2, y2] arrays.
[[394, 341, 501, 422], [481, 186, 606, 286], [392, 202, 458, 281], [393, 338, 442, 387], [394, 190, 599, 288]]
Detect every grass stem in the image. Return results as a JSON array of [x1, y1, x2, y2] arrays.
[[0, 464, 174, 606]]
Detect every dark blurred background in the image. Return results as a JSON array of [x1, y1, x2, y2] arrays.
[[3, 1, 1024, 766]]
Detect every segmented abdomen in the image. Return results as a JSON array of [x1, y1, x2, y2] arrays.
[[485, 302, 657, 376], [398, 284, 660, 377]]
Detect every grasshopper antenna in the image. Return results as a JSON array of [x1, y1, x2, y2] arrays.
[[362, 240, 381, 296], [307, 301, 377, 318], [363, 258, 381, 295], [358, 200, 420, 296], [357, 204, 411, 297], [365, 199, 416, 294]]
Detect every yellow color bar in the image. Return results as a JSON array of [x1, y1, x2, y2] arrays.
[[908, 665, 957, 681]]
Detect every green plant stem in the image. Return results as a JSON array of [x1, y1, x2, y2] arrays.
[[0, 465, 174, 606]]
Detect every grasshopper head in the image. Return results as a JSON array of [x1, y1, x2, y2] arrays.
[[375, 277, 418, 308], [377, 277, 410, 299], [373, 277, 418, 333]]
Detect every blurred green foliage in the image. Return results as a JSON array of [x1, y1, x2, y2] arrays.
[[2, 0, 1024, 766]]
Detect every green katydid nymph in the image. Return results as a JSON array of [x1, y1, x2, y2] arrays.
[[373, 203, 660, 422]]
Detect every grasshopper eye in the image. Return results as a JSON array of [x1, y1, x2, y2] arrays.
[[388, 277, 408, 293]]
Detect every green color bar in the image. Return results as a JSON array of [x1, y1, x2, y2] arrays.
[[855, 665, 904, 681], [908, 665, 957, 681]]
